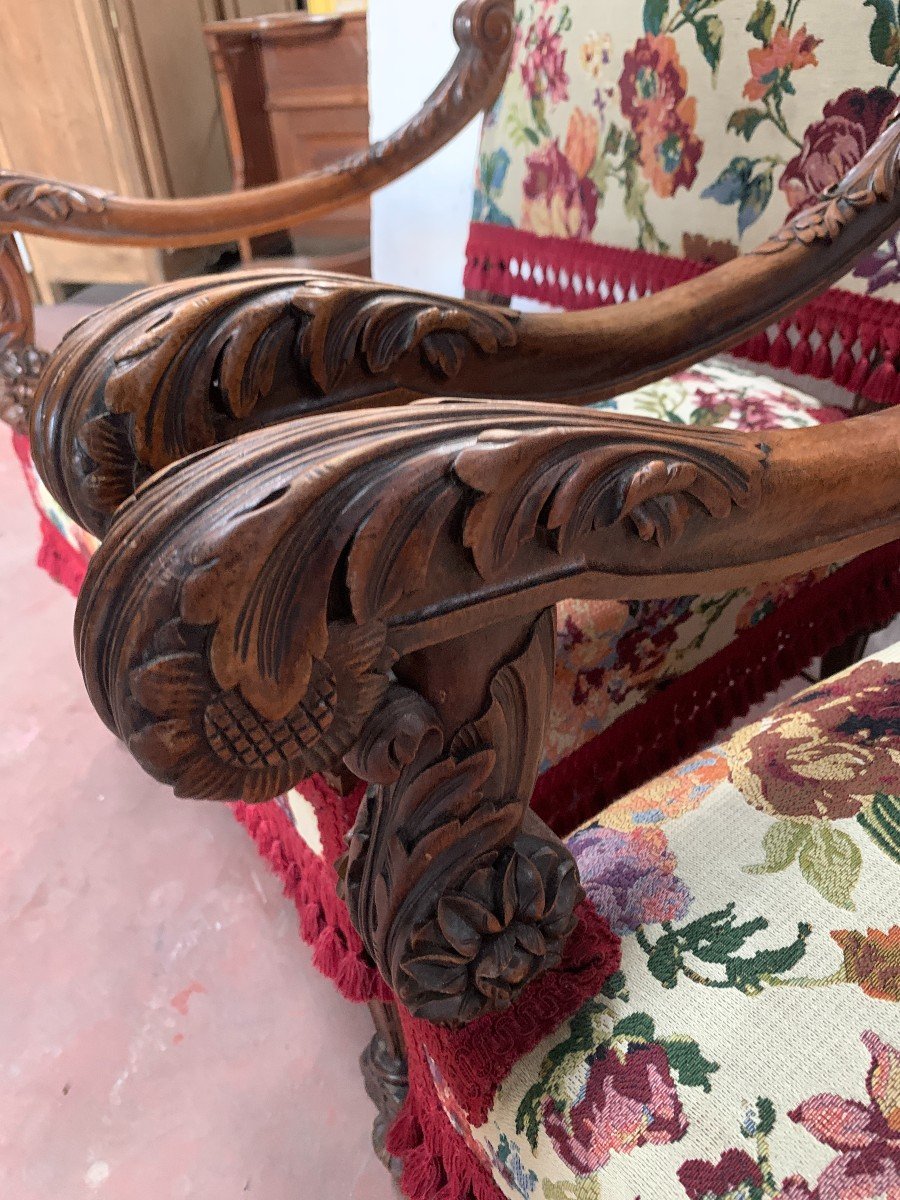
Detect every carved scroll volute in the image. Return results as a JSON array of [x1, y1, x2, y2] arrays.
[[341, 610, 584, 1025]]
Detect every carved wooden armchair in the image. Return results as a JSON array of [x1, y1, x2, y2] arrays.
[[13, 0, 900, 1194]]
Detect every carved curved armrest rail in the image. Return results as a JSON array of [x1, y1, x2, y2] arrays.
[[0, 0, 513, 248], [74, 398, 900, 1022], [31, 102, 900, 539]]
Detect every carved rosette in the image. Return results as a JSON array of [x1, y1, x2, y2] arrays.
[[341, 613, 583, 1025]]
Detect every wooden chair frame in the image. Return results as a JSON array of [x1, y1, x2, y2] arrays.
[[18, 0, 900, 1171], [0, 0, 515, 433]]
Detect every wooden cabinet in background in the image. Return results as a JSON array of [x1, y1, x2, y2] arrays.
[[204, 10, 370, 262], [0, 0, 292, 301]]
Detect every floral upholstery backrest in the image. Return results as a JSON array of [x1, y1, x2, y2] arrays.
[[465, 1, 900, 325]]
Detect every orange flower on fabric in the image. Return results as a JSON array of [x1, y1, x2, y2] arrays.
[[564, 107, 600, 178], [832, 927, 900, 1002], [744, 24, 821, 102]]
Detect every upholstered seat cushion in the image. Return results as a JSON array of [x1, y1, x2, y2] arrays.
[[392, 642, 900, 1200]]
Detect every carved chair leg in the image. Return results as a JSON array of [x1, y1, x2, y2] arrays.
[[361, 998, 409, 1182], [0, 234, 45, 434], [342, 610, 583, 1027], [820, 631, 872, 680]]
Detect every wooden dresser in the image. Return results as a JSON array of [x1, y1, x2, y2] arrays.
[[204, 10, 370, 262], [0, 0, 294, 301]]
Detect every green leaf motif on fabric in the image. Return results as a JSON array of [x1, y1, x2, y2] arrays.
[[858, 794, 900, 866], [728, 107, 768, 141], [542, 1180, 603, 1200], [798, 824, 862, 911], [658, 1035, 719, 1093], [746, 817, 811, 875], [746, 0, 777, 43], [746, 818, 862, 909], [864, 0, 900, 69], [637, 903, 813, 993], [643, 0, 669, 36], [694, 14, 725, 76]]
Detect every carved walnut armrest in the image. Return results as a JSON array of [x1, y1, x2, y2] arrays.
[[30, 101, 900, 538], [0, 0, 513, 249], [72, 399, 900, 1023]]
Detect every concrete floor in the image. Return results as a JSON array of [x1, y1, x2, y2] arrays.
[[0, 433, 393, 1198]]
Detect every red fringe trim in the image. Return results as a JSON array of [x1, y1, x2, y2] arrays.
[[231, 798, 391, 1004], [11, 431, 88, 597], [387, 1036, 505, 1200], [532, 540, 900, 837], [464, 224, 900, 407], [410, 900, 620, 1128]]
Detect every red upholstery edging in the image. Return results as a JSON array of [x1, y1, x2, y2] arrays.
[[232, 797, 391, 1004], [464, 223, 900, 408], [387, 1037, 506, 1200], [12, 432, 88, 596], [410, 900, 620, 1128], [533, 540, 900, 837]]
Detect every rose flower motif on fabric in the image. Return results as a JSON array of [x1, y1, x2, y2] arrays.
[[401, 846, 580, 1024], [542, 1040, 688, 1172], [567, 825, 691, 936], [788, 1030, 900, 1200], [781, 87, 898, 216], [726, 660, 900, 821], [618, 34, 703, 198], [522, 135, 599, 239]]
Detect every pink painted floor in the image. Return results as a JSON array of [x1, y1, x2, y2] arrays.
[[0, 433, 394, 1197]]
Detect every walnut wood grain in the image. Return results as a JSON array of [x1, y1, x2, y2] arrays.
[[30, 100, 900, 535], [0, 0, 514, 249]]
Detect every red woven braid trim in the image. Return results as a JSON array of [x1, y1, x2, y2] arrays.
[[533, 539, 900, 838], [232, 797, 391, 1004], [386, 1034, 505, 1200], [405, 900, 620, 1129], [464, 223, 900, 407], [11, 431, 88, 597]]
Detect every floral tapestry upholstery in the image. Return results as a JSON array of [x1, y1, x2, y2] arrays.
[[396, 641, 900, 1200], [465, 1, 900, 406]]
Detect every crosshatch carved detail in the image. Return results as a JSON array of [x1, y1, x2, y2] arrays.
[[341, 611, 584, 1025]]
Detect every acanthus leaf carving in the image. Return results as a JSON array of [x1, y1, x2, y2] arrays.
[[0, 174, 109, 223], [73, 401, 768, 805], [454, 421, 766, 578], [291, 276, 519, 393]]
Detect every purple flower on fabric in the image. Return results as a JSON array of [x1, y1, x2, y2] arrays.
[[568, 826, 692, 935]]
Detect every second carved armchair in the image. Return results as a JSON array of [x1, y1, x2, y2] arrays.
[[10, 1, 900, 1196]]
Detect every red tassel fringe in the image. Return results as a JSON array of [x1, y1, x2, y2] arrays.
[[464, 224, 900, 407], [232, 798, 391, 1004], [386, 1045, 505, 1200]]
